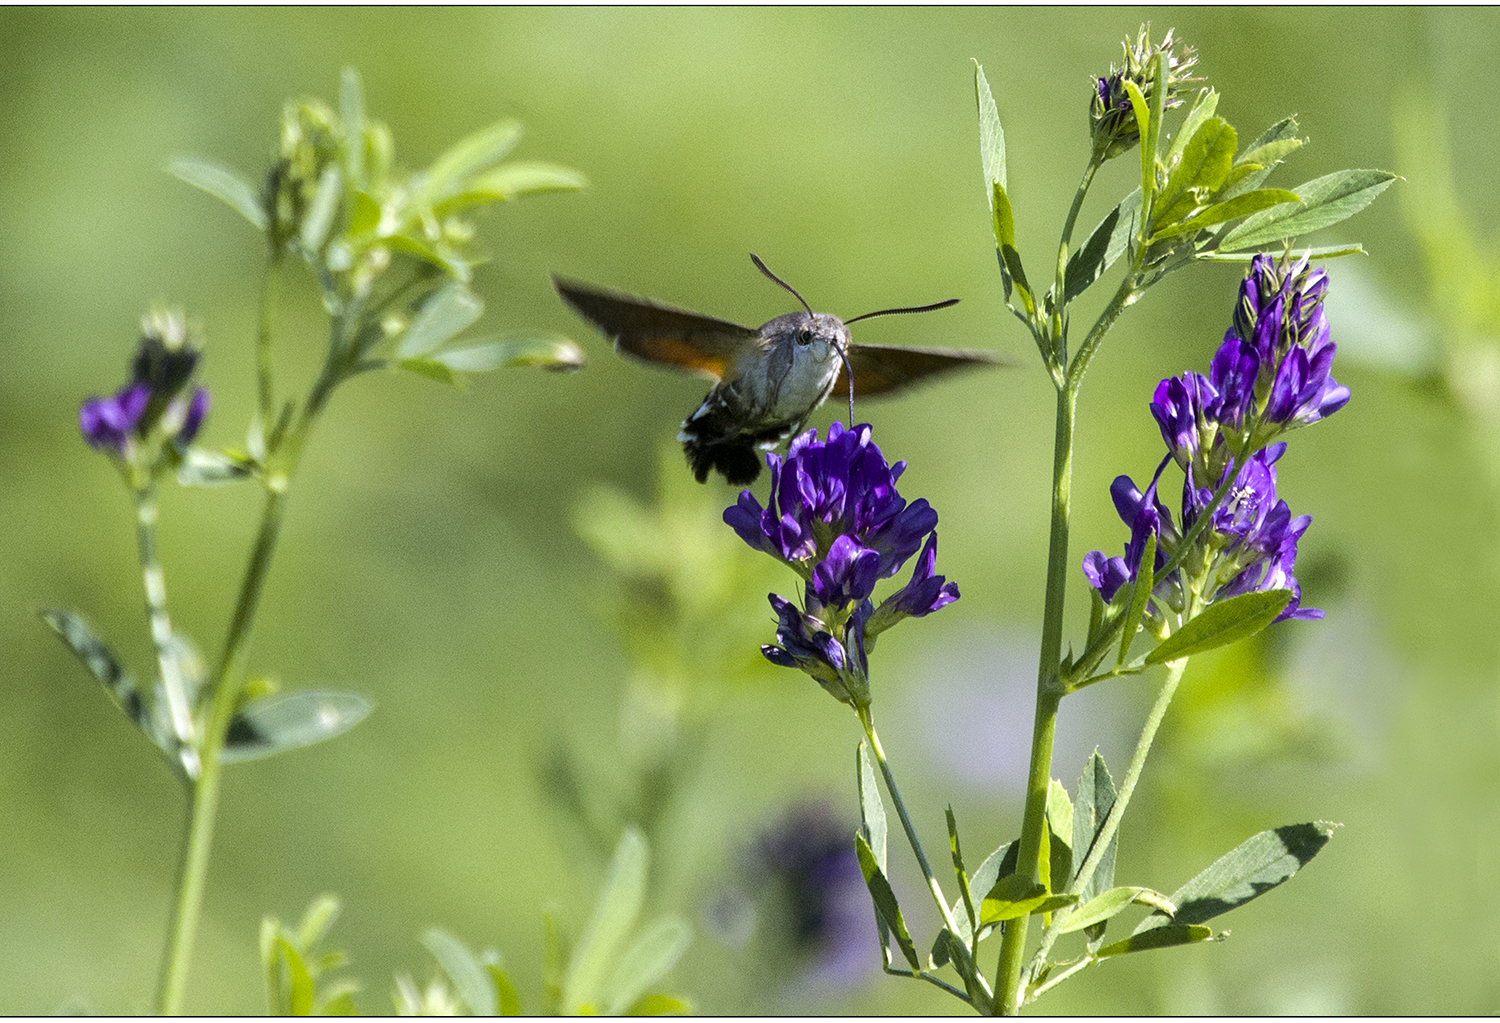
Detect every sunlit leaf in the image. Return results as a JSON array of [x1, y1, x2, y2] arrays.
[[1220, 168, 1396, 250], [1096, 924, 1213, 958], [626, 993, 692, 1016], [422, 928, 494, 1016], [222, 690, 372, 763], [177, 447, 256, 487], [1153, 188, 1302, 242], [426, 335, 586, 373], [1058, 886, 1174, 934], [563, 828, 648, 1014], [1134, 822, 1338, 933], [1065, 190, 1141, 302], [487, 962, 523, 1016], [855, 832, 920, 969], [396, 283, 484, 358], [1071, 750, 1118, 906], [603, 917, 691, 1015], [168, 156, 268, 231], [974, 61, 1006, 194], [420, 119, 524, 204], [1144, 589, 1293, 665], [435, 161, 588, 214]]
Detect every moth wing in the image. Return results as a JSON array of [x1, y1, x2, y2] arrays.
[[553, 275, 759, 382], [836, 343, 1008, 397]]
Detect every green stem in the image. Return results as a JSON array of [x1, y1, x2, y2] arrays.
[[993, 379, 1074, 1015], [256, 256, 281, 429], [132, 485, 196, 764], [1025, 656, 1189, 980], [1049, 158, 1103, 358], [858, 708, 961, 936], [156, 481, 293, 1014]]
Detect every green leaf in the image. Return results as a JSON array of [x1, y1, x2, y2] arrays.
[[854, 831, 920, 969], [1135, 822, 1338, 933], [626, 993, 692, 1016], [946, 806, 977, 932], [1218, 117, 1302, 201], [1163, 89, 1219, 169], [1047, 779, 1074, 897], [426, 335, 586, 373], [339, 68, 365, 190], [1096, 924, 1213, 958], [422, 928, 494, 1016], [992, 182, 1033, 316], [974, 61, 1006, 194], [1152, 188, 1303, 243], [1117, 532, 1156, 670], [542, 912, 565, 1016], [295, 895, 341, 952], [563, 827, 648, 1014], [1156, 117, 1236, 225], [1220, 168, 1397, 250], [277, 936, 315, 1015], [979, 874, 1074, 925], [1071, 751, 1119, 906], [323, 991, 358, 1016], [435, 161, 588, 214], [857, 741, 888, 871], [222, 690, 372, 763], [167, 156, 268, 231], [1059, 886, 1174, 934], [261, 917, 283, 1013], [397, 358, 461, 388], [1122, 79, 1153, 206], [1144, 589, 1294, 666], [487, 963, 523, 1016], [396, 283, 485, 359], [299, 164, 342, 254], [40, 609, 158, 745], [1197, 243, 1366, 262], [177, 447, 256, 487], [1065, 190, 1141, 302], [603, 917, 691, 1015], [421, 119, 524, 204]]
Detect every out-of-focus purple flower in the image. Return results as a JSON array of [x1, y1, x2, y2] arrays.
[[80, 383, 151, 455], [79, 312, 209, 461], [728, 424, 956, 709], [749, 801, 877, 988]]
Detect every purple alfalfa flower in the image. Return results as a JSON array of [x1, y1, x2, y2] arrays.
[[864, 532, 960, 641], [80, 383, 151, 455], [1081, 461, 1174, 604], [728, 423, 934, 580], [80, 312, 210, 460], [729, 423, 957, 709]]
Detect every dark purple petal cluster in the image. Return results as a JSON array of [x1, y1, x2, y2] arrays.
[[80, 314, 210, 460], [726, 423, 958, 709], [1085, 255, 1343, 630]]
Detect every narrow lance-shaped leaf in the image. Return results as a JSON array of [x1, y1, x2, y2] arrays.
[[300, 164, 343, 254], [223, 690, 371, 764], [487, 962, 524, 1016], [1071, 750, 1119, 905], [420, 119, 524, 205], [974, 61, 1006, 194], [1122, 79, 1153, 209], [178, 448, 256, 487], [1220, 168, 1397, 251], [1058, 886, 1175, 934], [423, 929, 494, 1016], [946, 806, 977, 932], [425, 335, 586, 373], [1198, 243, 1366, 263], [1153, 188, 1302, 243], [1143, 588, 1293, 666], [167, 156, 269, 231], [340, 68, 365, 191], [295, 895, 342, 952], [1155, 116, 1236, 227], [854, 832, 921, 970], [1047, 778, 1074, 898], [602, 917, 691, 1015], [397, 283, 485, 359], [1096, 924, 1213, 958], [1217, 117, 1302, 201], [993, 182, 1034, 316], [1065, 190, 1142, 302], [434, 162, 588, 215], [1135, 822, 1338, 933], [857, 737, 891, 956], [1163, 89, 1219, 170], [626, 993, 692, 1016], [979, 874, 1074, 925], [563, 828, 649, 1014], [40, 609, 165, 751]]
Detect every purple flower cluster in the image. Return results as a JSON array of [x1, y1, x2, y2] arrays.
[[1084, 255, 1343, 626], [725, 423, 958, 708], [80, 316, 209, 459]]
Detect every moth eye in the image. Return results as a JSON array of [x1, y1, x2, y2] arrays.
[[797, 327, 814, 346]]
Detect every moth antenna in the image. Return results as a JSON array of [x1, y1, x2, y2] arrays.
[[845, 297, 960, 324], [750, 253, 813, 316]]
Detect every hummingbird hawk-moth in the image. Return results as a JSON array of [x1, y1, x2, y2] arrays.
[[554, 254, 1002, 485]]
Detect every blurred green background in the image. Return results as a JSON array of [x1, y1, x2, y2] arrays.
[[3, 6, 1498, 1014]]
